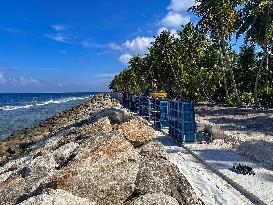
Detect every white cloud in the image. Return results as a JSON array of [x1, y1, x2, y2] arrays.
[[157, 27, 179, 38], [119, 54, 133, 64], [110, 36, 154, 65], [51, 24, 70, 31], [159, 0, 195, 30], [0, 68, 40, 86], [108, 42, 122, 51], [110, 0, 196, 65], [45, 33, 70, 43], [9, 76, 40, 86], [80, 39, 92, 48], [80, 39, 107, 49], [45, 33, 81, 44], [123, 36, 154, 55], [160, 11, 190, 28], [167, 0, 195, 12], [95, 73, 118, 78], [0, 73, 6, 84]]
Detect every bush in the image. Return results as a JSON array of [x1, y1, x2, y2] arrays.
[[258, 88, 273, 107], [240, 92, 254, 106], [226, 92, 254, 106], [225, 93, 238, 105]]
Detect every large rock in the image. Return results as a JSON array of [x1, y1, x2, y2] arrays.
[[126, 193, 179, 205], [118, 118, 157, 147], [139, 141, 169, 160], [19, 189, 94, 205], [0, 142, 79, 205], [0, 154, 58, 205], [135, 142, 202, 205], [0, 94, 121, 166], [52, 134, 140, 205], [89, 107, 132, 125]]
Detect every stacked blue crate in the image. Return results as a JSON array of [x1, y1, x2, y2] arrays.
[[138, 96, 153, 121], [154, 99, 169, 128], [168, 100, 181, 142], [138, 96, 144, 116], [168, 100, 195, 143], [178, 101, 195, 142], [160, 101, 169, 128], [134, 96, 140, 113]]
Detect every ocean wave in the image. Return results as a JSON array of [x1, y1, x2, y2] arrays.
[[0, 96, 91, 111], [0, 104, 34, 111]]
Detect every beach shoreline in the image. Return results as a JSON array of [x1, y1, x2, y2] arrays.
[[0, 94, 203, 205], [1, 94, 273, 204]]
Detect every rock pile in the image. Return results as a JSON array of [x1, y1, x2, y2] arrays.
[[0, 94, 202, 205], [0, 94, 120, 166], [118, 118, 156, 147]]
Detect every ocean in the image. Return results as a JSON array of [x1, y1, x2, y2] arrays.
[[0, 92, 96, 140]]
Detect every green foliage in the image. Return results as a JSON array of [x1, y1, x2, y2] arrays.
[[226, 92, 254, 105], [240, 92, 254, 105], [237, 0, 273, 46], [110, 0, 273, 107], [236, 45, 257, 92], [237, 0, 273, 105], [226, 92, 238, 105], [258, 87, 273, 107]]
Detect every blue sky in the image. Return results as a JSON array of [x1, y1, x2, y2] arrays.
[[0, 0, 205, 92]]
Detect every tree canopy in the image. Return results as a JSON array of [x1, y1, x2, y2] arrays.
[[110, 0, 273, 107]]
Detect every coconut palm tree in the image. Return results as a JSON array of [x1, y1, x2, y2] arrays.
[[237, 0, 273, 106], [190, 0, 242, 104]]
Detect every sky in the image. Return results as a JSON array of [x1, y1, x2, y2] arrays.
[[0, 0, 200, 93]]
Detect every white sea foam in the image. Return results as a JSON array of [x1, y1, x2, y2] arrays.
[[0, 104, 34, 111], [0, 96, 91, 111]]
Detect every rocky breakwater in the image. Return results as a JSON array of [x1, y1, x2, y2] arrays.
[[0, 94, 202, 205]]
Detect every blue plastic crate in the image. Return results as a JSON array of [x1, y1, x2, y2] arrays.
[[183, 102, 193, 112], [176, 133, 183, 143], [184, 122, 195, 132], [160, 120, 169, 128], [184, 112, 194, 121], [184, 133, 195, 142]]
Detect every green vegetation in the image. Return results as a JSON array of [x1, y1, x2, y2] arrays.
[[109, 0, 273, 107]]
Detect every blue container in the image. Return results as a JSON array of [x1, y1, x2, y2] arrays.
[[177, 133, 183, 143], [184, 133, 195, 142], [161, 120, 169, 128], [184, 112, 193, 121], [184, 122, 195, 132], [182, 102, 193, 112]]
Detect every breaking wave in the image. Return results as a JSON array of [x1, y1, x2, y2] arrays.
[[0, 96, 90, 111]]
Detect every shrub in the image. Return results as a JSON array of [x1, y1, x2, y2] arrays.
[[258, 88, 273, 107], [225, 93, 238, 105], [240, 92, 254, 106]]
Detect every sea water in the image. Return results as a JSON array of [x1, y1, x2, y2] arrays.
[[0, 92, 96, 140]]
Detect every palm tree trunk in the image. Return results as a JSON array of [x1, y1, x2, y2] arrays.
[[219, 12, 240, 105], [221, 41, 240, 105], [218, 45, 229, 98], [254, 46, 267, 106]]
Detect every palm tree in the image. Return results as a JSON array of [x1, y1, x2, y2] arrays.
[[237, 0, 273, 106], [177, 23, 208, 100], [190, 0, 241, 104]]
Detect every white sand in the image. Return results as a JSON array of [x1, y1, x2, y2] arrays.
[[195, 105, 273, 169], [185, 143, 273, 205], [156, 134, 254, 205]]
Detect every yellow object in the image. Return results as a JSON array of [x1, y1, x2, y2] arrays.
[[150, 91, 167, 98]]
